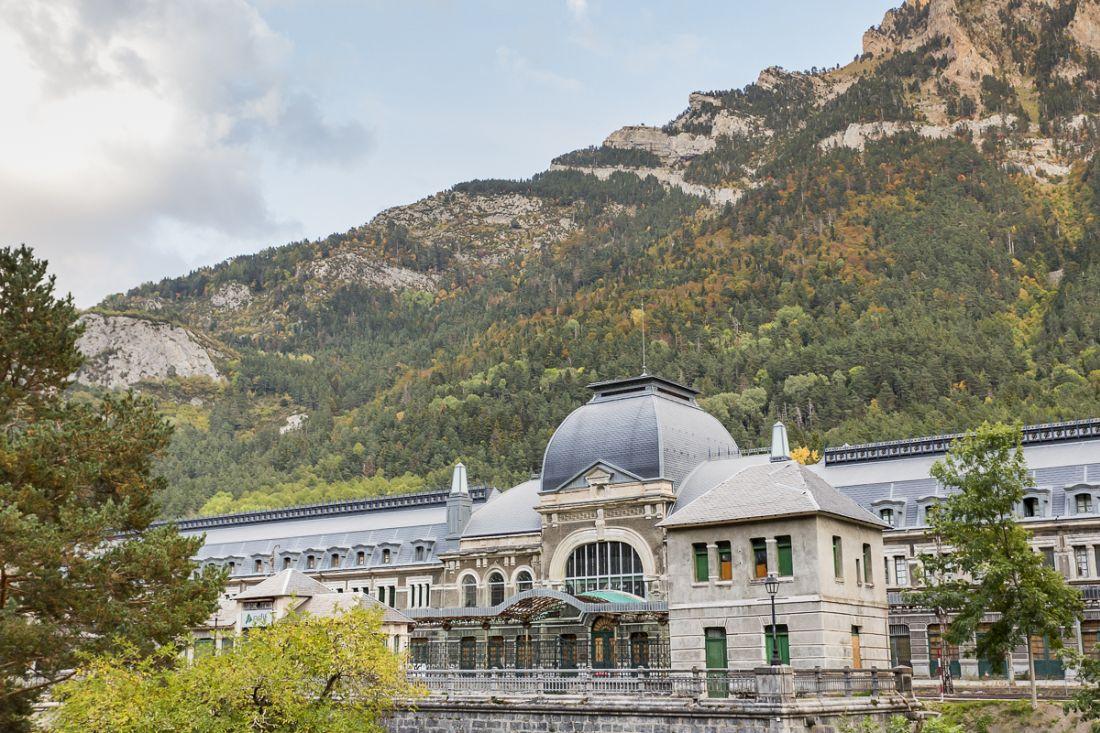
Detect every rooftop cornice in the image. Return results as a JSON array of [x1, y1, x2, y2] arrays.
[[824, 418, 1100, 466], [585, 373, 699, 402], [160, 486, 491, 532]]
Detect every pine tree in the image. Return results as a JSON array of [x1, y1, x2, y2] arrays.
[[0, 245, 224, 731]]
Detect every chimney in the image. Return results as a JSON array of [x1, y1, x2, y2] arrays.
[[446, 462, 472, 538], [770, 421, 791, 463]]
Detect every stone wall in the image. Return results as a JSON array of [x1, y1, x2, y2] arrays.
[[386, 697, 915, 733]]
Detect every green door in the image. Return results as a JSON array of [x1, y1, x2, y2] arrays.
[[1032, 636, 1065, 680], [592, 629, 614, 669], [765, 625, 790, 665], [705, 628, 728, 698]]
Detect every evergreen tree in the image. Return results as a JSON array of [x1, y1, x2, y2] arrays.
[[909, 422, 1083, 708], [0, 245, 224, 731]]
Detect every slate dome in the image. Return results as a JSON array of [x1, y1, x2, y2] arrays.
[[539, 375, 739, 492]]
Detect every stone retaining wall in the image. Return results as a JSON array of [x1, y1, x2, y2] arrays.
[[386, 695, 918, 733]]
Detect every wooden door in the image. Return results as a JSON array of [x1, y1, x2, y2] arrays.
[[851, 627, 862, 669]]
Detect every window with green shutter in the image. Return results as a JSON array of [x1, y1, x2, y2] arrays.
[[693, 543, 709, 582], [832, 536, 843, 579], [764, 624, 790, 664], [862, 543, 873, 584], [776, 535, 793, 576]]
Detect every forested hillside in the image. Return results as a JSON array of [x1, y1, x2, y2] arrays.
[[88, 0, 1100, 518]]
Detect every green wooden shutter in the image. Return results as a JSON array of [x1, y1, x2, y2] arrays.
[[704, 628, 727, 669], [832, 536, 842, 578], [693, 543, 709, 582], [776, 535, 793, 576], [765, 625, 790, 665]]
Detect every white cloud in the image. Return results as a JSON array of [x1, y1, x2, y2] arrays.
[[566, 0, 588, 21], [496, 47, 582, 93], [0, 0, 371, 305]]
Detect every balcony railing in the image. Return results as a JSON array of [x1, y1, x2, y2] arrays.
[[407, 665, 911, 701]]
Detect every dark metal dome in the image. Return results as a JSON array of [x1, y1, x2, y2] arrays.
[[539, 375, 739, 492]]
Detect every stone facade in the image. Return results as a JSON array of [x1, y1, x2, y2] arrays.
[[665, 515, 890, 671], [386, 693, 915, 733]]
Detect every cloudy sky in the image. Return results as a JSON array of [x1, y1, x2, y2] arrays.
[[0, 0, 896, 306]]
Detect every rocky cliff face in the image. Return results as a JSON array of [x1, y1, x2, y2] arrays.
[[100, 0, 1098, 375], [74, 314, 222, 390]]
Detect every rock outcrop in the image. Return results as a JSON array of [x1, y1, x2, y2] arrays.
[[603, 126, 716, 164], [74, 313, 221, 389], [210, 282, 252, 311]]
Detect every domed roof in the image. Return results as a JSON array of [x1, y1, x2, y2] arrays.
[[540, 375, 739, 492]]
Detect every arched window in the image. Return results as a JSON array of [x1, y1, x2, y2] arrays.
[[565, 540, 645, 598], [516, 570, 534, 593], [488, 571, 505, 605], [462, 575, 478, 607]]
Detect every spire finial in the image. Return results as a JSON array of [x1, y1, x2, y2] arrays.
[[450, 462, 468, 495], [770, 421, 791, 463]]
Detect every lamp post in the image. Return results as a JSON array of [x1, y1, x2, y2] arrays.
[[765, 573, 781, 666]]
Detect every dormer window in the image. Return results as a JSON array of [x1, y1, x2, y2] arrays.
[[306, 555, 316, 570], [879, 508, 894, 525], [915, 497, 941, 526], [282, 557, 291, 570], [1077, 494, 1093, 514], [382, 549, 391, 564], [415, 546, 425, 562], [356, 551, 366, 566], [330, 553, 341, 568], [1018, 488, 1050, 519], [254, 559, 263, 574]]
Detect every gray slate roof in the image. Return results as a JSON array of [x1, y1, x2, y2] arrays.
[[463, 478, 542, 537], [236, 568, 331, 600], [540, 375, 738, 493], [660, 461, 884, 529]]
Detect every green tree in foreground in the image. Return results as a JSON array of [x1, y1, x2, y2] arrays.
[[52, 607, 419, 733], [909, 422, 1083, 709], [0, 245, 224, 731], [1065, 651, 1100, 731]]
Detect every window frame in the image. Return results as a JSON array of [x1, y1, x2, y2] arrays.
[[717, 541, 733, 581], [461, 575, 478, 608], [693, 543, 709, 583], [751, 537, 768, 579], [776, 535, 793, 577]]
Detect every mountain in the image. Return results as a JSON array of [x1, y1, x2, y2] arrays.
[[83, 0, 1100, 518]]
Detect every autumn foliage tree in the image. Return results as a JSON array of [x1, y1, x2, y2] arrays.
[[52, 607, 418, 733], [0, 245, 224, 731]]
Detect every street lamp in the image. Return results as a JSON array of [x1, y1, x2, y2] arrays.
[[765, 573, 781, 666]]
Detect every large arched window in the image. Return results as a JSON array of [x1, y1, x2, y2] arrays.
[[462, 576, 478, 607], [565, 540, 645, 598], [488, 571, 505, 606], [515, 570, 534, 593]]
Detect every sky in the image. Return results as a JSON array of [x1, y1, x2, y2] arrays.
[[0, 0, 897, 306]]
